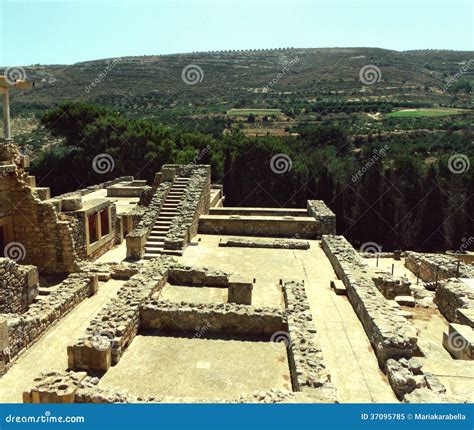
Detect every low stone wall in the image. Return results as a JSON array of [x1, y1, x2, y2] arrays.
[[282, 280, 336, 400], [307, 200, 336, 235], [372, 274, 412, 300], [435, 278, 474, 323], [24, 371, 329, 404], [321, 235, 418, 366], [141, 299, 285, 336], [54, 176, 134, 200], [68, 258, 173, 371], [405, 252, 474, 282], [199, 215, 319, 238], [0, 258, 39, 314], [126, 182, 172, 259], [219, 237, 310, 250], [164, 166, 211, 250], [167, 265, 229, 287], [386, 358, 448, 400], [0, 272, 96, 375]]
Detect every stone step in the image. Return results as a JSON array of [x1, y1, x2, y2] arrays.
[[146, 241, 165, 246], [143, 249, 183, 260], [155, 220, 172, 225], [145, 248, 165, 254]]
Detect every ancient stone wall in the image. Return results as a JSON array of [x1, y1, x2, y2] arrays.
[[435, 278, 474, 323], [0, 258, 38, 314], [68, 257, 173, 370], [307, 200, 336, 235], [405, 251, 474, 282], [24, 371, 330, 404], [321, 235, 418, 366], [140, 299, 285, 336], [164, 166, 211, 250], [53, 176, 134, 200], [126, 182, 172, 258], [282, 280, 335, 400], [0, 272, 95, 374], [0, 166, 79, 274]]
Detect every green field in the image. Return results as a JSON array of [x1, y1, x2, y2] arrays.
[[387, 108, 469, 118], [227, 108, 283, 117]]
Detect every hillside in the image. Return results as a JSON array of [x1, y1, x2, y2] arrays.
[[5, 47, 474, 118]]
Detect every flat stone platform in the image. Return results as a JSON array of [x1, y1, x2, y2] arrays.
[[99, 333, 291, 399]]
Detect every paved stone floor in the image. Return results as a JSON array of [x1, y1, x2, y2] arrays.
[[181, 235, 398, 402], [100, 333, 291, 399], [0, 280, 124, 402]]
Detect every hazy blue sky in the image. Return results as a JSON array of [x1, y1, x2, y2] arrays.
[[1, 0, 472, 65]]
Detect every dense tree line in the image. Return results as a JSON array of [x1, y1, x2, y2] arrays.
[[32, 102, 473, 252]]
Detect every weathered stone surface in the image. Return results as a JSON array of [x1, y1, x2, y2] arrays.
[[386, 358, 447, 400], [282, 280, 336, 400], [0, 258, 39, 314], [321, 235, 418, 366], [141, 299, 285, 336], [126, 181, 173, 258], [164, 165, 211, 250], [405, 252, 474, 283], [219, 237, 310, 250], [435, 278, 474, 323], [69, 257, 173, 370], [307, 200, 336, 235]]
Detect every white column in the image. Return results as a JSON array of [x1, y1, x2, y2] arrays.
[[2, 89, 11, 143]]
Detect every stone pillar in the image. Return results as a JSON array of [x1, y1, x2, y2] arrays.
[[2, 90, 11, 142], [89, 275, 99, 296]]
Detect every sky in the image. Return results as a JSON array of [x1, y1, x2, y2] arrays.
[[0, 0, 473, 66]]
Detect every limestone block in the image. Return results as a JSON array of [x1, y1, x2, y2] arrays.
[[443, 323, 473, 360], [26, 175, 36, 187], [457, 309, 474, 328], [62, 195, 83, 211], [330, 279, 347, 295], [25, 371, 87, 404], [395, 296, 416, 307], [33, 187, 51, 201]]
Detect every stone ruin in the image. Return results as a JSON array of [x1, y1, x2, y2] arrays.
[[0, 143, 472, 404]]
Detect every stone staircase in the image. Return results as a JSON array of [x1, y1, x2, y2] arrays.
[[143, 176, 190, 259]]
